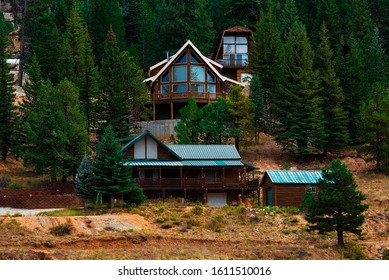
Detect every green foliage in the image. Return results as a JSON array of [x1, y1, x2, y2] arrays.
[[279, 0, 300, 41], [175, 98, 203, 144], [191, 205, 203, 216], [49, 223, 72, 236], [0, 176, 10, 188], [23, 79, 89, 182], [274, 22, 325, 158], [341, 243, 366, 260], [315, 23, 349, 154], [0, 12, 16, 161], [358, 83, 389, 172], [75, 155, 96, 199], [127, 186, 147, 207], [92, 126, 136, 208], [303, 159, 369, 247]]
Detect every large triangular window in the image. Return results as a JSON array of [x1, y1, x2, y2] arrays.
[[176, 53, 187, 64], [190, 52, 201, 64]]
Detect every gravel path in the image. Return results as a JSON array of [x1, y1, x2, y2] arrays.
[[0, 207, 64, 216]]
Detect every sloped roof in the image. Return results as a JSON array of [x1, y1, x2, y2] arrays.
[[144, 40, 244, 87], [167, 145, 241, 160], [124, 160, 245, 167], [264, 170, 323, 184]]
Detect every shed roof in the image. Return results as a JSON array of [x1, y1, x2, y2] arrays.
[[167, 145, 241, 160], [265, 170, 323, 184]]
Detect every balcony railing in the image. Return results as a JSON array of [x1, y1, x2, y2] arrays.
[[154, 92, 226, 102], [135, 178, 260, 189]]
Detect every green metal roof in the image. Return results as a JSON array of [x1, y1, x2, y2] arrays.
[[266, 170, 323, 184], [166, 145, 241, 160], [124, 160, 245, 167]]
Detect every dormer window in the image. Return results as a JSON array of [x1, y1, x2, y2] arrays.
[[223, 35, 248, 66]]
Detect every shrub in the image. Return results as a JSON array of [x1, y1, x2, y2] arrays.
[[8, 182, 23, 189], [127, 187, 147, 206], [160, 222, 173, 229], [191, 205, 203, 216], [186, 218, 201, 227], [342, 243, 366, 260], [383, 249, 389, 260], [206, 214, 226, 232], [49, 223, 72, 236]]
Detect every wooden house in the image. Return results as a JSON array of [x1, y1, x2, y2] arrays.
[[211, 26, 254, 85], [143, 40, 244, 122], [121, 131, 259, 206], [259, 170, 323, 207]]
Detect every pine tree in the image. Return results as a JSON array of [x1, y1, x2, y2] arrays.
[[23, 79, 89, 183], [274, 22, 325, 159], [336, 35, 369, 143], [198, 98, 233, 144], [314, 0, 341, 48], [347, 0, 374, 40], [358, 83, 389, 172], [75, 154, 96, 200], [370, 0, 389, 55], [279, 0, 300, 41], [249, 76, 266, 137], [64, 7, 100, 132], [174, 98, 203, 144], [155, 0, 214, 58], [315, 23, 349, 155], [92, 126, 136, 208], [226, 85, 253, 152], [303, 159, 368, 247], [0, 13, 16, 161], [250, 8, 282, 133]]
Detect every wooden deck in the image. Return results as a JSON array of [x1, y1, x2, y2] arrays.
[[153, 92, 226, 103]]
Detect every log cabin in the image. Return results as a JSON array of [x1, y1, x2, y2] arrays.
[[260, 170, 323, 207], [121, 131, 259, 206]]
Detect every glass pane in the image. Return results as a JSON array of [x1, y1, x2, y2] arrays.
[[190, 53, 201, 63], [236, 45, 248, 53], [190, 66, 205, 82], [176, 53, 187, 63], [224, 36, 235, 43], [207, 84, 216, 93], [161, 85, 169, 94], [236, 54, 248, 65], [191, 84, 204, 93], [207, 71, 215, 82], [223, 44, 235, 53], [173, 66, 187, 82], [173, 84, 187, 93], [236, 36, 247, 44], [162, 71, 169, 83]]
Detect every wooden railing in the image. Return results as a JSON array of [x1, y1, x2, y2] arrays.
[[135, 177, 259, 189], [154, 92, 226, 102]]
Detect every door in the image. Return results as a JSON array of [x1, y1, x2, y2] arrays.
[[267, 188, 273, 206], [207, 193, 227, 207]]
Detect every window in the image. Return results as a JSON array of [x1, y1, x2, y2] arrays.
[[223, 35, 249, 66], [207, 72, 215, 82], [240, 73, 252, 85], [190, 66, 205, 82], [191, 84, 204, 93], [190, 53, 201, 63], [173, 66, 187, 82], [173, 84, 187, 93], [162, 71, 169, 83], [307, 186, 317, 193], [161, 85, 169, 95], [207, 84, 216, 93], [176, 53, 187, 63]]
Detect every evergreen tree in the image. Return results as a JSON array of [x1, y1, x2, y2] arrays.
[[336, 35, 369, 143], [0, 13, 16, 160], [198, 98, 233, 144], [314, 0, 341, 48], [358, 83, 389, 172], [279, 0, 300, 41], [79, 0, 126, 63], [370, 0, 389, 55], [303, 159, 368, 247], [226, 85, 253, 152], [23, 79, 89, 183], [92, 126, 136, 208], [347, 0, 374, 40], [155, 0, 214, 58], [65, 7, 100, 131], [99, 27, 148, 137], [75, 154, 96, 200], [274, 22, 325, 159], [249, 76, 266, 137], [315, 23, 349, 155], [174, 98, 203, 144], [250, 8, 282, 133]]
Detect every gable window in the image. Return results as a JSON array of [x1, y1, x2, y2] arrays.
[[176, 53, 187, 64], [173, 84, 187, 93], [191, 84, 205, 93], [190, 66, 205, 82], [173, 65, 187, 82], [161, 85, 169, 96], [162, 71, 169, 83]]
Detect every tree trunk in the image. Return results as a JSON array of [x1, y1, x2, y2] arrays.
[[337, 229, 344, 248]]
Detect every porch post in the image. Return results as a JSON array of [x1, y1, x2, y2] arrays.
[[222, 168, 225, 187], [201, 168, 204, 188], [153, 103, 156, 121], [159, 167, 162, 188], [180, 168, 183, 188], [170, 102, 174, 120]]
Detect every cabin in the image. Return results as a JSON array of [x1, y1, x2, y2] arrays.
[[259, 170, 323, 207], [142, 40, 244, 136], [211, 26, 254, 85], [121, 131, 259, 206]]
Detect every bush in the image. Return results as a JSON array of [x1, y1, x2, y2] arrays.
[[383, 249, 389, 260], [49, 223, 72, 236], [342, 243, 366, 260], [8, 182, 23, 189], [191, 205, 203, 216], [160, 222, 173, 229], [0, 176, 10, 188], [127, 186, 147, 206], [186, 218, 201, 227]]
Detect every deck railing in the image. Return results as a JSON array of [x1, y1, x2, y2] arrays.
[[135, 178, 260, 189], [154, 92, 226, 102]]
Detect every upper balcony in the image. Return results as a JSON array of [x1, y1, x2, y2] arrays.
[[216, 58, 248, 68]]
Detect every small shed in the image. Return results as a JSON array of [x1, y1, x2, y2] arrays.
[[260, 170, 323, 207]]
